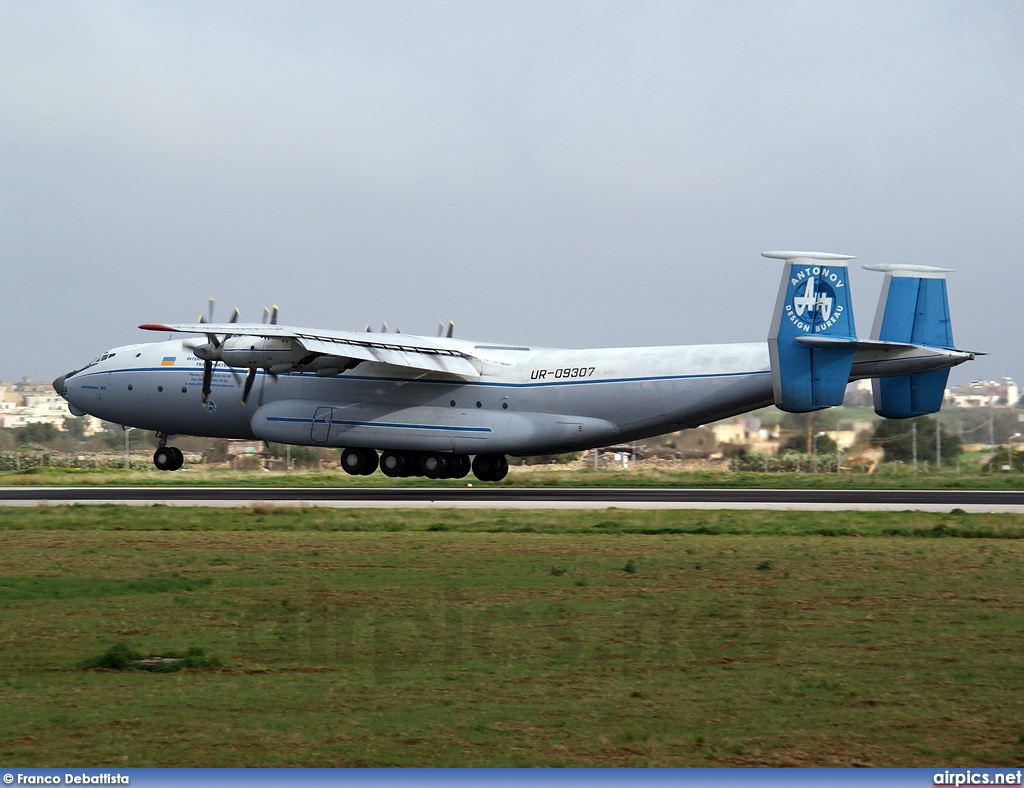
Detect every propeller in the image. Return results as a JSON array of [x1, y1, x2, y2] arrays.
[[196, 300, 221, 405], [186, 301, 283, 405], [194, 299, 244, 405]]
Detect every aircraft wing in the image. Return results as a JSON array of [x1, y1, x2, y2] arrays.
[[140, 322, 482, 378]]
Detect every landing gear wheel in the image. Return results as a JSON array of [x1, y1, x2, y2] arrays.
[[169, 447, 184, 471], [472, 454, 508, 482], [380, 450, 406, 478], [420, 452, 449, 479], [449, 454, 471, 479], [341, 448, 379, 476], [154, 447, 177, 471]]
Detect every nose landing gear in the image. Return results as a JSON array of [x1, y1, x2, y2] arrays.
[[153, 446, 184, 471], [153, 433, 184, 471]]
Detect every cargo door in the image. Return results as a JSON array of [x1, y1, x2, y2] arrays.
[[311, 407, 332, 443]]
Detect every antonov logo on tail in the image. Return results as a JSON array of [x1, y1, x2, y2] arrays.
[[792, 278, 833, 322]]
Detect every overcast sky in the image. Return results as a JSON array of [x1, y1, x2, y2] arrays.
[[2, 1, 1021, 388]]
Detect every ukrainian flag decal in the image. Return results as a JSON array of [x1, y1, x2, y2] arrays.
[[161, 357, 176, 366]]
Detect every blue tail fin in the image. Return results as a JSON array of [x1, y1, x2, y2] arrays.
[[765, 251, 858, 413], [864, 264, 955, 419]]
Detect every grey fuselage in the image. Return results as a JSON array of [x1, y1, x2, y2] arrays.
[[61, 337, 775, 455]]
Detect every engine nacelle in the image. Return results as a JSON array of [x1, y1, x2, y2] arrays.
[[219, 336, 306, 370]]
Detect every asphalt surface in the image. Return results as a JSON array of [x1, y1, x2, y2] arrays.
[[3, 486, 1024, 511]]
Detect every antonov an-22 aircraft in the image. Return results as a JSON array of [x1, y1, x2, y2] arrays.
[[53, 252, 975, 482]]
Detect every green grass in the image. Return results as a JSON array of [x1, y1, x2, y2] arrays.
[[2, 506, 1023, 766], [3, 464, 1024, 489]]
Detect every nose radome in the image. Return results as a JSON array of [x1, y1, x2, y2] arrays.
[[54, 371, 88, 417]]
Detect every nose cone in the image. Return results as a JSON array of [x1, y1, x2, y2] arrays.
[[54, 371, 87, 417]]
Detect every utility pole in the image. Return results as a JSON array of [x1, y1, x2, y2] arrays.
[[936, 424, 942, 469], [122, 426, 135, 470], [912, 421, 918, 473]]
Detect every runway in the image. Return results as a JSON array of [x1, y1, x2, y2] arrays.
[[3, 486, 1024, 511]]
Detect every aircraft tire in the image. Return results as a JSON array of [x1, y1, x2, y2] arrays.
[[421, 452, 449, 479], [380, 450, 405, 478], [360, 449, 379, 475], [449, 454, 471, 479], [472, 453, 508, 482], [491, 455, 509, 481], [341, 448, 378, 476], [400, 451, 420, 477], [153, 447, 176, 472], [169, 447, 184, 471]]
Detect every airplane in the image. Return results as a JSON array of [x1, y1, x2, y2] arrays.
[[53, 251, 976, 482]]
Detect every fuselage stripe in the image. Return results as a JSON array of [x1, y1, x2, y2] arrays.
[[73, 366, 769, 389], [265, 416, 492, 433]]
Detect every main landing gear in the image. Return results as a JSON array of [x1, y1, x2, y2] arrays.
[[153, 434, 184, 471], [341, 449, 508, 482]]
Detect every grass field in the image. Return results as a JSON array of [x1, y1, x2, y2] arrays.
[[4, 464, 1024, 489], [2, 506, 1023, 766]]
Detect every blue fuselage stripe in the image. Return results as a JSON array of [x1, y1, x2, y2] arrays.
[[266, 416, 492, 433], [73, 366, 768, 388]]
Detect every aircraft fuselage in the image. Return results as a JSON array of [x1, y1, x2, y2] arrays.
[[59, 337, 774, 456]]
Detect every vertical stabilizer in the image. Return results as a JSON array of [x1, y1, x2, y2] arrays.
[[864, 264, 955, 419], [764, 251, 857, 413]]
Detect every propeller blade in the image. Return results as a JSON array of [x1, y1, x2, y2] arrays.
[[437, 322, 444, 337], [201, 360, 213, 404], [381, 322, 388, 333], [241, 368, 257, 405], [365, 324, 371, 333], [197, 300, 222, 348], [262, 307, 269, 324], [447, 321, 454, 338], [270, 306, 279, 325], [229, 308, 239, 324]]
